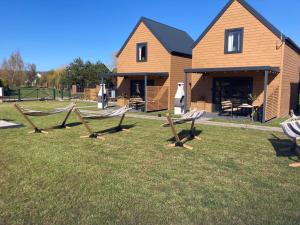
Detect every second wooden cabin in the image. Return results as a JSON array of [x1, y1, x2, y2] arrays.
[[115, 17, 193, 111]]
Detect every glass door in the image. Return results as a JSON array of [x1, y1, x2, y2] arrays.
[[212, 77, 253, 112]]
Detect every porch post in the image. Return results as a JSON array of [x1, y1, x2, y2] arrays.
[[101, 76, 104, 110], [184, 72, 188, 113], [262, 70, 269, 123], [144, 74, 148, 112]]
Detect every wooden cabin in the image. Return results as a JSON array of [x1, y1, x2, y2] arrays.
[[184, 0, 300, 122], [116, 17, 193, 111]]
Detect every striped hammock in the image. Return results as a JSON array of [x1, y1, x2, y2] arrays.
[[16, 103, 75, 116], [76, 106, 131, 119], [161, 110, 205, 127], [281, 120, 300, 141]]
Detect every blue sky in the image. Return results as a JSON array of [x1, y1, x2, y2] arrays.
[[1, 0, 300, 71]]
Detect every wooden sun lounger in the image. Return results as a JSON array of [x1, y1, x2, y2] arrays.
[[281, 120, 300, 167], [73, 106, 131, 140], [162, 110, 205, 150], [14, 103, 75, 134]]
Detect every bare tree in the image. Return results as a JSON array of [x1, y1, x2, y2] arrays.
[[2, 50, 25, 87], [26, 63, 37, 86], [110, 51, 118, 73], [0, 58, 9, 84]]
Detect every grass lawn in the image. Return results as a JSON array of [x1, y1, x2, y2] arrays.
[[0, 101, 299, 225], [210, 116, 290, 127]]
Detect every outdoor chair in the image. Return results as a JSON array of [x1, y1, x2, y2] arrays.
[[161, 110, 205, 150], [74, 106, 131, 140], [280, 120, 300, 167], [220, 100, 238, 116], [129, 97, 145, 110], [14, 103, 75, 134]]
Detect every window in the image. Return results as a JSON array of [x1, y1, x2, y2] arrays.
[[137, 43, 147, 62], [225, 28, 244, 54]]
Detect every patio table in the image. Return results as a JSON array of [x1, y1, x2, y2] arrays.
[[238, 104, 258, 120]]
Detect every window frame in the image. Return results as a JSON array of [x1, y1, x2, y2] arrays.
[[136, 42, 148, 62], [224, 28, 244, 54]]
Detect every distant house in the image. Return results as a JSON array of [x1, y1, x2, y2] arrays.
[[115, 17, 193, 111], [184, 0, 300, 122]]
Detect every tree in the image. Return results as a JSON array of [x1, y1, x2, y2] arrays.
[[25, 63, 37, 86], [0, 58, 9, 85], [60, 58, 110, 90], [46, 68, 65, 89], [111, 52, 118, 73], [1, 50, 25, 87]]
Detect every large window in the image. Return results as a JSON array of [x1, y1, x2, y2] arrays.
[[224, 28, 244, 54], [136, 43, 147, 62], [212, 77, 253, 111]]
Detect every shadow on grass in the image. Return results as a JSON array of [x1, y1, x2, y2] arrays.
[[64, 122, 82, 128], [269, 134, 300, 163], [46, 122, 82, 130], [94, 123, 137, 135], [167, 129, 202, 142]]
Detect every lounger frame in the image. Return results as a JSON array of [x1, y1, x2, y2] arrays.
[[14, 103, 75, 134], [165, 113, 202, 150], [73, 108, 129, 140]]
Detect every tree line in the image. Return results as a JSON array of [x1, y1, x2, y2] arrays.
[[0, 51, 113, 91], [0, 50, 37, 88]]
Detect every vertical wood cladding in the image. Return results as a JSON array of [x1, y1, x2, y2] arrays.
[[117, 21, 191, 110], [190, 0, 300, 120]]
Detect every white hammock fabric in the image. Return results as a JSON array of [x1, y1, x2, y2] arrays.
[[281, 120, 300, 141], [16, 103, 75, 116], [77, 106, 131, 119], [162, 110, 205, 127]]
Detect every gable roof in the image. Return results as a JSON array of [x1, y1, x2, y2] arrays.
[[116, 17, 194, 58], [192, 0, 300, 55]]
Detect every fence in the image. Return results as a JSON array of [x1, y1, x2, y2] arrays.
[[2, 87, 72, 102], [146, 86, 169, 111]]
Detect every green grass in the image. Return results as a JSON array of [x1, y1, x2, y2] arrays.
[[211, 116, 290, 127], [0, 101, 299, 225], [129, 109, 182, 118]]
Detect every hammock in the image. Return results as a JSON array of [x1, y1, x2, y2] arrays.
[[161, 110, 205, 150], [280, 120, 300, 168], [161, 110, 205, 127], [16, 103, 75, 116], [73, 106, 131, 139], [76, 106, 131, 119], [14, 103, 75, 134]]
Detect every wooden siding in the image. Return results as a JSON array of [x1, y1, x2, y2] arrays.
[[116, 76, 168, 109], [278, 44, 300, 117], [192, 0, 282, 68], [169, 55, 192, 109], [147, 86, 168, 111], [191, 0, 289, 120], [84, 87, 99, 101], [191, 72, 267, 112], [117, 22, 171, 73], [117, 21, 191, 111], [266, 86, 279, 121]]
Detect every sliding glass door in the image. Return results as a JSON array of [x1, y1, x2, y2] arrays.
[[212, 77, 253, 111]]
